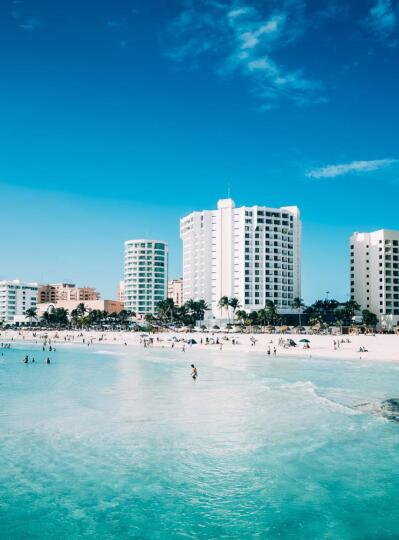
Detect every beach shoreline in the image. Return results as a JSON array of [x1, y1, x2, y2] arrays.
[[1, 328, 399, 364]]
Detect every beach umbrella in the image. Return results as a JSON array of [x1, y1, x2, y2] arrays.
[[299, 338, 310, 343]]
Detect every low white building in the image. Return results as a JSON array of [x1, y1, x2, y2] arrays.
[[350, 230, 399, 328], [180, 198, 301, 320], [0, 280, 38, 323]]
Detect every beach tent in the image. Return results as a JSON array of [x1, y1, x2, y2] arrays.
[[293, 326, 306, 334]]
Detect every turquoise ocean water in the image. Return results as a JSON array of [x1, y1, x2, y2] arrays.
[[1, 342, 399, 539]]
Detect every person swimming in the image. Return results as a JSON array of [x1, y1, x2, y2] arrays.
[[191, 364, 198, 380]]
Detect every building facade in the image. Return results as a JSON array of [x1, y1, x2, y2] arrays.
[[36, 299, 123, 316], [168, 278, 184, 307], [350, 230, 399, 327], [38, 283, 100, 304], [180, 198, 301, 319], [0, 280, 38, 323], [118, 280, 125, 303], [124, 239, 168, 315]]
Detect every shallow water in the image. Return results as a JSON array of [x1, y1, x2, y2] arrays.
[[1, 343, 399, 539]]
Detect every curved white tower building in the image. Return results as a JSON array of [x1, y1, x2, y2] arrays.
[[124, 239, 168, 315]]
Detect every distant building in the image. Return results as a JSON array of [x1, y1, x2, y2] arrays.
[[0, 280, 38, 323], [124, 239, 168, 315], [118, 280, 125, 303], [36, 299, 123, 316], [350, 230, 399, 327], [180, 198, 301, 319], [38, 283, 100, 304], [168, 278, 183, 307]]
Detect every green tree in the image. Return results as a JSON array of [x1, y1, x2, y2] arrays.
[[344, 299, 361, 318], [25, 307, 38, 325], [291, 297, 305, 327], [235, 309, 247, 325], [362, 309, 378, 327], [228, 297, 240, 322], [156, 298, 176, 325], [195, 299, 209, 321], [264, 300, 278, 325]]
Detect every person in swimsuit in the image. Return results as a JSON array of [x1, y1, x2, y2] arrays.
[[191, 364, 198, 380]]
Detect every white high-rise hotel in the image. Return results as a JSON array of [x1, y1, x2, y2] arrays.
[[124, 239, 168, 315], [350, 230, 399, 324], [0, 280, 38, 323], [180, 199, 301, 319]]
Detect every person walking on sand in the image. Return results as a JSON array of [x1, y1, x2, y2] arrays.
[[191, 364, 198, 380]]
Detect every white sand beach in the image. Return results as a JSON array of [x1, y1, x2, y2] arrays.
[[1, 329, 399, 363]]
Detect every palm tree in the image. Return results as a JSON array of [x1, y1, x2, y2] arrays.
[[118, 309, 131, 329], [264, 300, 278, 325], [248, 310, 259, 329], [291, 297, 305, 327], [218, 296, 230, 321], [145, 313, 155, 326], [194, 299, 209, 322], [228, 297, 240, 323], [156, 299, 176, 325], [41, 311, 51, 327], [256, 308, 268, 328], [344, 299, 361, 318], [53, 307, 69, 328], [185, 299, 197, 324], [235, 309, 247, 325], [25, 307, 38, 325], [76, 303, 87, 317]]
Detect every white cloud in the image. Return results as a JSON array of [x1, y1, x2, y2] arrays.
[[165, 1, 325, 109], [364, 0, 398, 41], [228, 7, 253, 19], [307, 159, 398, 178], [19, 17, 42, 31]]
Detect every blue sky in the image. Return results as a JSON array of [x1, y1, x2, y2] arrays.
[[1, 0, 398, 303]]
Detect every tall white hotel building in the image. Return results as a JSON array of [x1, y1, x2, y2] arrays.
[[0, 280, 38, 323], [350, 230, 399, 325], [180, 199, 301, 319], [124, 239, 168, 315]]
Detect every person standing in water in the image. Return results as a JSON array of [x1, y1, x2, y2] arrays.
[[191, 364, 198, 380]]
